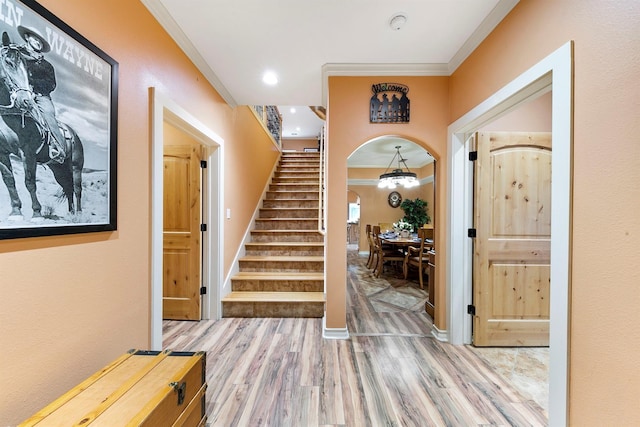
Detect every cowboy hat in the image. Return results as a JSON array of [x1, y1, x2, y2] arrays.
[[17, 25, 50, 52]]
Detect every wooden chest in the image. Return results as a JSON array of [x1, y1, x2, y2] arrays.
[[21, 349, 207, 427]]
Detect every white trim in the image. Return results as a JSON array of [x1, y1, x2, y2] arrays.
[[322, 315, 350, 340], [447, 42, 573, 427], [431, 324, 448, 342], [448, 0, 520, 73], [321, 63, 448, 108], [150, 88, 225, 350], [140, 1, 237, 107]]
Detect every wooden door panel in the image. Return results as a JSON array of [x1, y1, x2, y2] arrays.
[[473, 132, 551, 346], [163, 144, 202, 320], [490, 264, 550, 317], [163, 248, 199, 319], [491, 149, 552, 237]]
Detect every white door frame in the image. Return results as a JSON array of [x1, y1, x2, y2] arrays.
[[447, 42, 573, 426], [149, 88, 225, 350]]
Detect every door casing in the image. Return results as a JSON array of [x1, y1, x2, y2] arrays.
[[447, 42, 573, 426], [150, 88, 224, 348]]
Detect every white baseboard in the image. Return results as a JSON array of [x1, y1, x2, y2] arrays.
[[322, 316, 350, 340], [431, 324, 448, 342]]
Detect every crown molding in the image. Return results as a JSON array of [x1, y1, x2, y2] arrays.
[[321, 63, 449, 107], [140, 0, 238, 107], [143, 0, 518, 109], [448, 0, 520, 73]]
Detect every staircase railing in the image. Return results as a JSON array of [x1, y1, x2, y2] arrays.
[[318, 125, 326, 233], [251, 105, 282, 147]]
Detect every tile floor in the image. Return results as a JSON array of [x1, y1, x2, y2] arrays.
[[348, 244, 549, 413]]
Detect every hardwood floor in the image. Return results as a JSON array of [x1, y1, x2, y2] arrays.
[[163, 248, 548, 426]]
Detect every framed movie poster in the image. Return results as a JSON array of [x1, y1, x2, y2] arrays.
[[0, 0, 118, 239]]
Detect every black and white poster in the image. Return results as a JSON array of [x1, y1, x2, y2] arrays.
[[0, 0, 117, 239]]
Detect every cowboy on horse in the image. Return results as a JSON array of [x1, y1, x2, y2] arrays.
[[1, 25, 67, 164]]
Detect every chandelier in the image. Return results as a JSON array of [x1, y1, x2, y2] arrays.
[[378, 145, 419, 189]]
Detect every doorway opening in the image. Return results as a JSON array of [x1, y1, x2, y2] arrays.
[[447, 42, 573, 426], [346, 137, 436, 333], [150, 88, 224, 350]]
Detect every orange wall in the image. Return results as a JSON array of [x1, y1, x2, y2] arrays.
[[450, 0, 640, 424], [326, 76, 449, 329], [0, 1, 278, 424], [282, 138, 318, 151]]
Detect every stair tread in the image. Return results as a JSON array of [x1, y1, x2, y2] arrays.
[[241, 255, 324, 261], [233, 272, 324, 279], [246, 242, 324, 246], [223, 291, 325, 302], [261, 207, 317, 210], [256, 218, 318, 221]]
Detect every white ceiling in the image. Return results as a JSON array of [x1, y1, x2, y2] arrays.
[[141, 0, 519, 160], [348, 137, 434, 169]]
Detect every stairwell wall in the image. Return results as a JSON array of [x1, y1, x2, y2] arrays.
[[0, 0, 279, 424]]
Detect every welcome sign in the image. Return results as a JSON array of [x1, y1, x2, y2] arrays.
[[369, 83, 410, 123]]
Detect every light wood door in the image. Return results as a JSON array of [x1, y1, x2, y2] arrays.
[[163, 144, 202, 320], [472, 132, 551, 346]]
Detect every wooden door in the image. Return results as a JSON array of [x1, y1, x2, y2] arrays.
[[163, 143, 203, 320], [472, 132, 551, 346]]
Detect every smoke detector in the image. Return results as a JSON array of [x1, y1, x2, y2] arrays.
[[389, 13, 407, 31]]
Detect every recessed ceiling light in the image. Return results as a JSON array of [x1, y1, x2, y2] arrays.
[[262, 71, 278, 85], [290, 107, 296, 113]]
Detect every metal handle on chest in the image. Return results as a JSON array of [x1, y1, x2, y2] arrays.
[[169, 381, 187, 405]]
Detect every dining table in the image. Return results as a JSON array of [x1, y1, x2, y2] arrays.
[[379, 233, 422, 254]]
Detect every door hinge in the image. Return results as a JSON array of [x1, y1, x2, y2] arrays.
[[467, 228, 476, 238], [200, 224, 207, 232], [200, 287, 207, 295], [200, 160, 207, 168], [468, 151, 478, 161], [467, 304, 476, 315]]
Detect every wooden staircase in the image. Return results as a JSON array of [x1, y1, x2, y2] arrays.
[[222, 152, 325, 317]]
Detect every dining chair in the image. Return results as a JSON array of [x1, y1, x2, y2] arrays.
[[403, 228, 432, 289], [365, 224, 375, 268], [378, 222, 394, 233], [373, 231, 405, 278]]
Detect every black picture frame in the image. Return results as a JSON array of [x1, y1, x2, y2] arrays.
[[0, 0, 118, 240]]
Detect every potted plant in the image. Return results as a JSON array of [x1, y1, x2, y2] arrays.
[[399, 198, 430, 233]]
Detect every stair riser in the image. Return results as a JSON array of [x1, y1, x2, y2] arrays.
[[272, 179, 319, 185], [222, 301, 324, 318], [245, 247, 324, 256], [275, 171, 319, 176], [254, 220, 318, 230], [231, 280, 324, 292], [280, 156, 320, 165], [239, 260, 324, 272], [259, 209, 318, 219], [262, 200, 319, 208], [250, 232, 324, 242], [271, 178, 320, 186], [271, 187, 319, 194], [277, 167, 319, 173]]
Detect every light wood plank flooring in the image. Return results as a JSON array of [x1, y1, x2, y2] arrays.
[[163, 249, 548, 426]]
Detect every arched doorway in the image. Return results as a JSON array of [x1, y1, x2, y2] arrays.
[[345, 136, 436, 334]]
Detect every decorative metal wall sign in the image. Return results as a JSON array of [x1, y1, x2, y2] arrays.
[[370, 83, 410, 123]]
